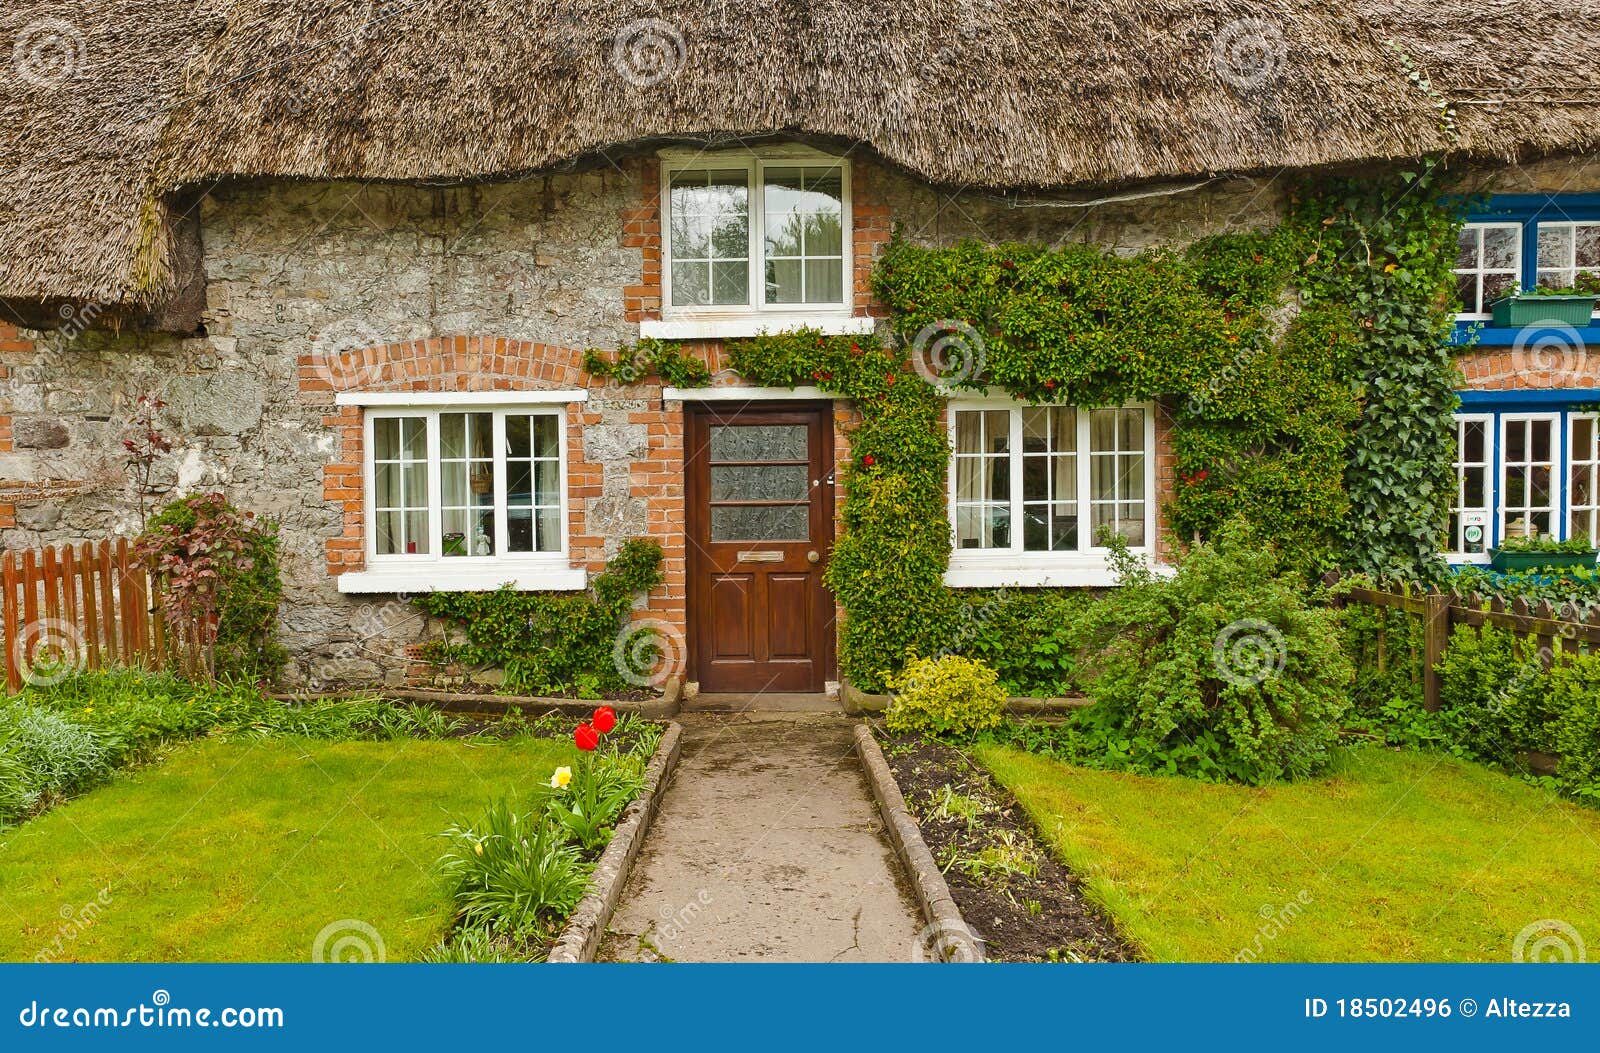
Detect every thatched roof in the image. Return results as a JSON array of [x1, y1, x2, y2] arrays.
[[3, 0, 1599, 319]]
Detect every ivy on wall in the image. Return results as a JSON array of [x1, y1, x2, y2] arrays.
[[588, 167, 1468, 690]]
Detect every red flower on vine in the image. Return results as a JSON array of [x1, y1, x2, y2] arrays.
[[863, 455, 876, 467], [1043, 380, 1056, 390]]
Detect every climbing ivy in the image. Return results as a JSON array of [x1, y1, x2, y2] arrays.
[[583, 167, 1469, 690], [583, 338, 712, 388]]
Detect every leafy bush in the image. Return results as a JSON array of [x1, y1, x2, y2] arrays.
[[140, 493, 284, 681], [885, 655, 1007, 739], [0, 705, 110, 813], [1053, 522, 1352, 783], [949, 589, 1089, 697], [545, 753, 646, 850], [437, 800, 593, 938], [412, 539, 664, 696]]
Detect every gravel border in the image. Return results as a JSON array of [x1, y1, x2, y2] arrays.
[[548, 721, 684, 963], [853, 723, 986, 963]]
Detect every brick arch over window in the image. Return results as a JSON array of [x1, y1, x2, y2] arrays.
[[300, 336, 597, 577]]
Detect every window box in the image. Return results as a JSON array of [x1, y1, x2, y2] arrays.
[[1488, 293, 1598, 329], [1487, 548, 1598, 573]]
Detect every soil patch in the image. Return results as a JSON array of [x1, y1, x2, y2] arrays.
[[880, 729, 1135, 962]]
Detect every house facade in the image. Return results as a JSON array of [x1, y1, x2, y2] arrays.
[[2, 3, 1598, 690]]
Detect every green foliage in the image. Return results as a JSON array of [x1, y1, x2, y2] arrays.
[[545, 752, 647, 850], [142, 493, 285, 680], [1447, 565, 1600, 613], [583, 338, 712, 388], [412, 539, 664, 695], [884, 654, 1007, 739], [948, 589, 1090, 697], [437, 799, 593, 939], [1287, 167, 1466, 578], [1014, 523, 1353, 784], [1495, 534, 1596, 554], [0, 704, 110, 822]]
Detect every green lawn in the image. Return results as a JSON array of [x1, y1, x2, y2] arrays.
[[0, 735, 575, 962], [977, 743, 1600, 962]]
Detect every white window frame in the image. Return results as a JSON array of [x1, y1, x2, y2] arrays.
[[1448, 412, 1494, 562], [1453, 221, 1522, 320], [1534, 220, 1600, 303], [1571, 411, 1600, 546], [338, 402, 586, 594], [1498, 412, 1561, 544], [944, 397, 1159, 588], [645, 146, 870, 341]]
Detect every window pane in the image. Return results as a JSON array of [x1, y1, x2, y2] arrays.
[[1578, 225, 1600, 268], [672, 261, 711, 306], [955, 504, 1008, 550], [1119, 454, 1145, 501], [982, 411, 1009, 454], [376, 510, 399, 555], [533, 415, 559, 459], [1539, 224, 1572, 268], [1484, 226, 1520, 269], [375, 418, 400, 458], [804, 259, 843, 304], [442, 461, 468, 508], [954, 411, 984, 456], [711, 464, 809, 502], [534, 460, 559, 507], [765, 258, 802, 304], [506, 415, 530, 459], [1455, 227, 1479, 269], [440, 414, 466, 458], [376, 462, 399, 507], [712, 261, 749, 305], [404, 510, 429, 555], [710, 504, 809, 542], [403, 418, 427, 460], [534, 508, 561, 552], [709, 424, 807, 462], [403, 462, 428, 506], [1463, 419, 1486, 462]]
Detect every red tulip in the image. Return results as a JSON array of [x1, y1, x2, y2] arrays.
[[592, 706, 617, 734], [574, 723, 599, 751]]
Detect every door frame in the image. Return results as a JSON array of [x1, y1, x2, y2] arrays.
[[684, 400, 838, 690]]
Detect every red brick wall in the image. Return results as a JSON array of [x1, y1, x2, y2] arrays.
[[1457, 345, 1600, 390]]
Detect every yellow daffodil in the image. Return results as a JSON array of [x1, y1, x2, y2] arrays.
[[549, 766, 573, 790], [474, 842, 484, 856]]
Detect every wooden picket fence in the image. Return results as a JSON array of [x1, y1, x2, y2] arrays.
[[1324, 570, 1600, 712], [0, 537, 192, 693]]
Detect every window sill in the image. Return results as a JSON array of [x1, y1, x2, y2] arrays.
[[337, 563, 588, 594], [944, 554, 1168, 588], [1452, 321, 1600, 347], [639, 314, 877, 341]]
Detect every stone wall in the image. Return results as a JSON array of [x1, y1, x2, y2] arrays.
[[2, 151, 1592, 687]]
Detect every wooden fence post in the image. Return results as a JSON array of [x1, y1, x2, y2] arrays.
[[1422, 591, 1451, 712]]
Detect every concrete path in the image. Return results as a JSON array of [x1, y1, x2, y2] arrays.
[[597, 712, 925, 962]]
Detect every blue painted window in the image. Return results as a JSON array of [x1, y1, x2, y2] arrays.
[[1451, 194, 1600, 346], [1449, 391, 1600, 559]]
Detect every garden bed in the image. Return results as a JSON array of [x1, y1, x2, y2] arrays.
[[878, 729, 1133, 962]]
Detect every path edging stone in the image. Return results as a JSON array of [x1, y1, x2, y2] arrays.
[[272, 677, 683, 720], [549, 721, 684, 963], [853, 723, 986, 963]]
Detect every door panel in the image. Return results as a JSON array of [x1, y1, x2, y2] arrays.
[[688, 404, 835, 692]]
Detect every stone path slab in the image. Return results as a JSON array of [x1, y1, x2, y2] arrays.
[[597, 713, 924, 962]]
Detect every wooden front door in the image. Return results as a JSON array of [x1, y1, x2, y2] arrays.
[[687, 403, 835, 693]]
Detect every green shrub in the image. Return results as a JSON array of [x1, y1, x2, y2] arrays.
[[1063, 521, 1352, 783], [437, 800, 593, 938], [949, 589, 1089, 697], [545, 753, 646, 851], [884, 655, 1007, 739], [412, 539, 664, 695], [0, 705, 110, 812], [1550, 658, 1600, 802], [141, 493, 284, 681]]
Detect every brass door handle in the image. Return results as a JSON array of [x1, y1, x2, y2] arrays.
[[807, 550, 821, 564]]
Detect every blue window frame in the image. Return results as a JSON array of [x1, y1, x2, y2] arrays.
[[1449, 194, 1600, 347], [1450, 389, 1600, 560]]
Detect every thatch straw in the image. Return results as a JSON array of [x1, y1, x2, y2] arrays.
[[2, 0, 1598, 313]]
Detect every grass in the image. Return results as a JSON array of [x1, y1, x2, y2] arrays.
[[0, 735, 576, 962], [977, 743, 1600, 962]]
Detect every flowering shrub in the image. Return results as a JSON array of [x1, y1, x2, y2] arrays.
[[885, 655, 1007, 739], [138, 494, 283, 681]]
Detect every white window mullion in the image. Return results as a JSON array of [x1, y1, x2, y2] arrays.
[[1076, 411, 1092, 553], [749, 161, 763, 311], [492, 411, 509, 559], [555, 410, 572, 558], [426, 409, 443, 562], [1009, 410, 1025, 555]]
